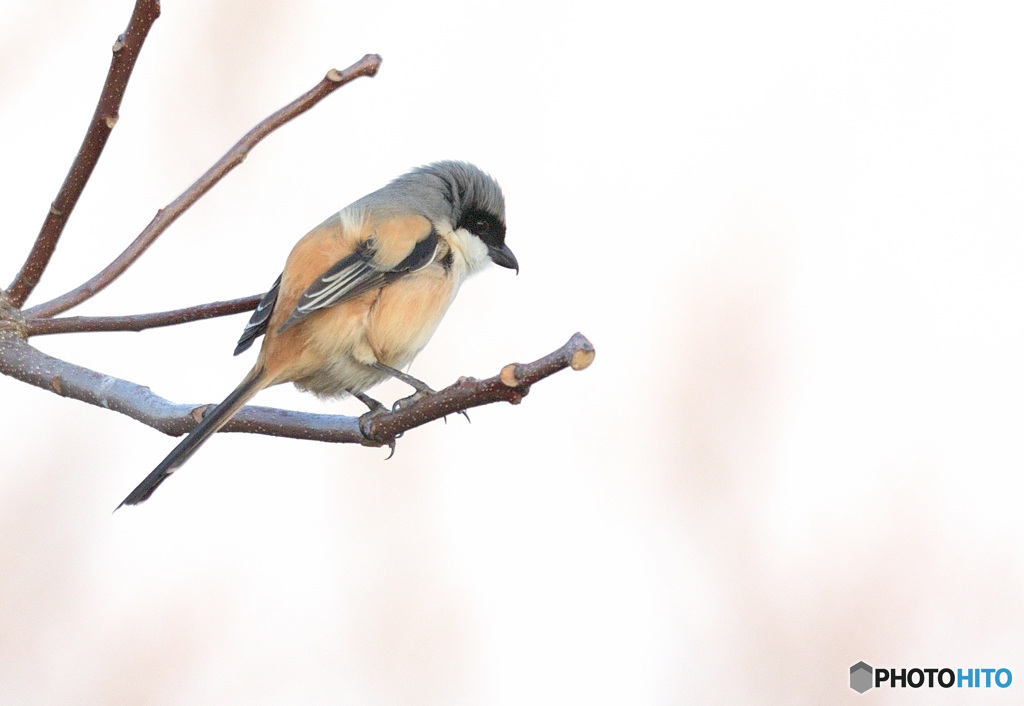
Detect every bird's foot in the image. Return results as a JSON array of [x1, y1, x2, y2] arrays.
[[354, 391, 387, 415], [358, 404, 400, 459], [390, 390, 471, 424]]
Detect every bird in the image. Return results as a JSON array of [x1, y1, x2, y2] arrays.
[[118, 161, 517, 507]]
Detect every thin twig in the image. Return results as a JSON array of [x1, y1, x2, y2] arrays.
[[26, 294, 262, 336], [6, 0, 161, 308], [0, 330, 593, 443], [25, 53, 383, 319]]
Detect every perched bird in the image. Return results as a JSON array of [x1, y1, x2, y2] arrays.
[[119, 161, 517, 507]]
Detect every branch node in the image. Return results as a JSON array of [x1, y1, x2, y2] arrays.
[[104, 114, 119, 129], [325, 68, 344, 83], [112, 35, 126, 52], [51, 376, 63, 395], [0, 291, 28, 340]]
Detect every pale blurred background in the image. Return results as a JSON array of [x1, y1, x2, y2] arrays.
[[2, 1, 1024, 703]]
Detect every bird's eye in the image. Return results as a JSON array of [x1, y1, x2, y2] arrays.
[[459, 208, 504, 244]]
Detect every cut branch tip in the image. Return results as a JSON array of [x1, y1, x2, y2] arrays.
[[499, 363, 522, 388], [570, 348, 595, 371], [568, 332, 596, 371]]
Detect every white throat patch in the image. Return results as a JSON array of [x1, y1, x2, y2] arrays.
[[445, 226, 492, 276]]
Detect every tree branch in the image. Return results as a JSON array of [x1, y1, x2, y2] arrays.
[[0, 329, 593, 445], [0, 8, 595, 481], [25, 294, 262, 336], [6, 0, 161, 308], [25, 53, 383, 320], [0, 328, 363, 440], [360, 333, 597, 447]]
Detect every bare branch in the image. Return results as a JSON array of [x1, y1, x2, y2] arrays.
[[0, 328, 362, 441], [25, 294, 262, 336], [360, 333, 596, 446], [0, 329, 594, 445], [6, 0, 161, 308], [25, 53, 383, 319], [0, 6, 595, 487]]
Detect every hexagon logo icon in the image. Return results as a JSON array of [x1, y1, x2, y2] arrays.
[[850, 662, 873, 693]]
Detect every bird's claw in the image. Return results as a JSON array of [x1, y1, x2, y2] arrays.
[[392, 388, 432, 412], [442, 409, 471, 424], [359, 407, 402, 459]]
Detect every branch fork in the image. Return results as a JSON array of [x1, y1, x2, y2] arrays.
[[0, 1, 593, 474]]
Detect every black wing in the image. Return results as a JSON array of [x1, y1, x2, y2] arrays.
[[233, 274, 281, 355], [277, 228, 440, 333]]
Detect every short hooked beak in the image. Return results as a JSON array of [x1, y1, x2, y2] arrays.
[[488, 243, 519, 274]]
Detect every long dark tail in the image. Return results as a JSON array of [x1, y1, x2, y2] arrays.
[[117, 368, 266, 509]]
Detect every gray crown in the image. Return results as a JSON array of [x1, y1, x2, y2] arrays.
[[351, 161, 505, 227]]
